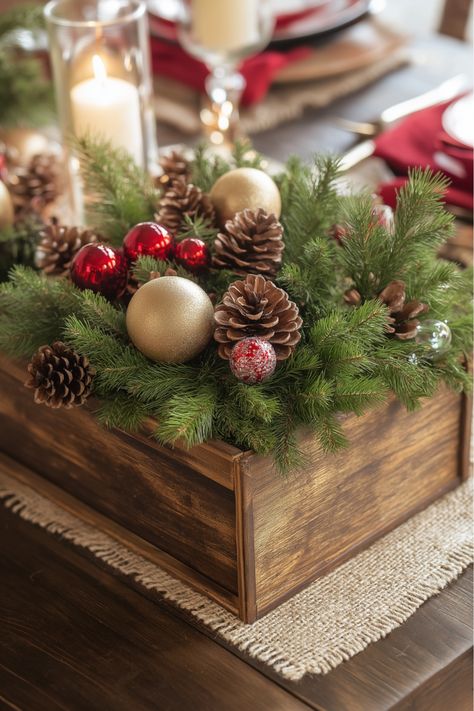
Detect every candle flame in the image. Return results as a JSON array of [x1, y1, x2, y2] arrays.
[[92, 54, 107, 83]]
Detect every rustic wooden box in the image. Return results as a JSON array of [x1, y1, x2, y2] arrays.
[[0, 355, 470, 622]]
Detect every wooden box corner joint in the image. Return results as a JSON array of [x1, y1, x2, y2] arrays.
[[0, 354, 470, 623]]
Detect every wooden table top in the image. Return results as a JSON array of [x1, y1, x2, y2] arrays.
[[1, 25, 473, 711]]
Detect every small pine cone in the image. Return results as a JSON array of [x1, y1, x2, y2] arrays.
[[345, 280, 429, 340], [343, 288, 362, 306], [156, 150, 191, 189], [7, 153, 60, 220], [25, 342, 94, 409], [36, 219, 100, 277], [214, 274, 302, 361], [379, 280, 428, 340], [213, 208, 284, 277], [155, 181, 215, 234], [127, 266, 177, 294]]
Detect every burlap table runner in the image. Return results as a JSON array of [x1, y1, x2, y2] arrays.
[[1, 469, 471, 681]]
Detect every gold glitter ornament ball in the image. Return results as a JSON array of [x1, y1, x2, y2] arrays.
[[126, 276, 215, 363], [210, 167, 281, 225]]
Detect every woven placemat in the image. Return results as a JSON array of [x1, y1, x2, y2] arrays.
[[0, 468, 472, 681]]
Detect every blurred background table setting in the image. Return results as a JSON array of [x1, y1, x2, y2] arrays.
[[1, 0, 471, 267]]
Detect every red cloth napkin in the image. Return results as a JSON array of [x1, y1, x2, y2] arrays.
[[374, 98, 473, 212], [150, 38, 312, 106]]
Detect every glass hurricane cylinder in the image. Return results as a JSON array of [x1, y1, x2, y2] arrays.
[[44, 0, 157, 219]]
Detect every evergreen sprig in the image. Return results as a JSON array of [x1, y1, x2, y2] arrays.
[[0, 4, 53, 126], [74, 134, 159, 243], [0, 139, 471, 475]]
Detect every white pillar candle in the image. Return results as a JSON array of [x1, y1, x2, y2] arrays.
[[71, 55, 143, 167], [191, 0, 259, 52]]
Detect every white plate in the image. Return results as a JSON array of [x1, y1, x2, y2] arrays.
[[442, 92, 474, 148]]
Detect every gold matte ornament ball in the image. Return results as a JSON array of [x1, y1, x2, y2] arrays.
[[0, 180, 14, 229], [210, 167, 281, 225], [126, 276, 215, 363]]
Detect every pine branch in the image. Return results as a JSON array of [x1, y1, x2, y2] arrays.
[[179, 214, 219, 245], [0, 217, 42, 281], [280, 155, 341, 264], [190, 144, 230, 192], [155, 385, 217, 448], [231, 139, 265, 169], [0, 5, 52, 126], [95, 395, 150, 432], [132, 255, 199, 284], [0, 266, 81, 357], [74, 134, 158, 243]]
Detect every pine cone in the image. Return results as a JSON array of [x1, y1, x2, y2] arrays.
[[344, 279, 428, 340], [25, 342, 94, 409], [155, 181, 215, 234], [379, 280, 429, 340], [7, 153, 60, 220], [214, 274, 302, 361], [157, 150, 190, 189], [35, 219, 100, 277], [213, 208, 284, 277]]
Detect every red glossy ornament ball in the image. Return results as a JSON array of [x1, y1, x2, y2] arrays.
[[230, 337, 277, 385], [123, 222, 174, 263], [174, 238, 210, 273], [70, 243, 128, 300]]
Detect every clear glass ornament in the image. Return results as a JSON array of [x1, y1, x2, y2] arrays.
[[415, 319, 452, 357]]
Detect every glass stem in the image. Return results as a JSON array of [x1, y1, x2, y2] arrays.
[[202, 64, 246, 147]]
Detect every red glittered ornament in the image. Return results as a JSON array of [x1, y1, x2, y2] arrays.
[[174, 237, 210, 273], [230, 337, 277, 384], [123, 222, 174, 263], [70, 243, 128, 300]]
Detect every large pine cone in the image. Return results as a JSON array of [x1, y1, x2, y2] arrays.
[[7, 153, 60, 220], [379, 280, 428, 340], [157, 150, 190, 189], [213, 208, 284, 277], [25, 342, 94, 409], [155, 181, 215, 234], [344, 279, 428, 340], [36, 220, 100, 277], [214, 274, 302, 361]]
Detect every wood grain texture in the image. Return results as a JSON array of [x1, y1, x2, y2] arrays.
[[0, 482, 471, 711], [0, 355, 468, 623], [0, 451, 240, 615], [241, 388, 466, 617], [0, 505, 310, 711], [0, 358, 239, 594]]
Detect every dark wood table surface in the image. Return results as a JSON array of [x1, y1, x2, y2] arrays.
[[1, 27, 473, 711]]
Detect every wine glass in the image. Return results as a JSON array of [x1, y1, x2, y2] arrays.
[[177, 0, 275, 147]]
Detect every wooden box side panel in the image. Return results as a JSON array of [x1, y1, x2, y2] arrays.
[[0, 361, 238, 594], [245, 389, 466, 617]]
